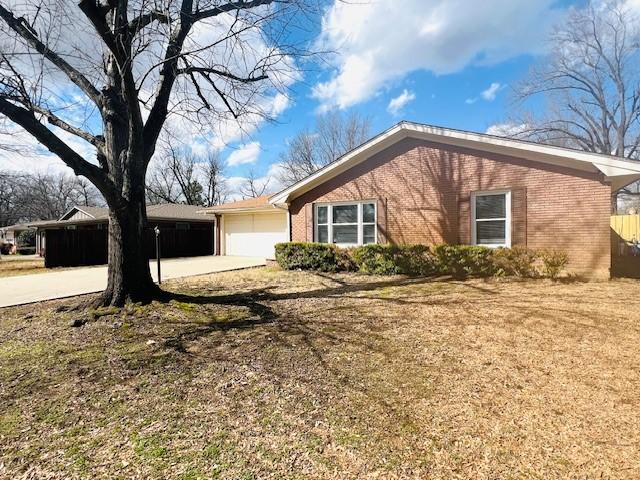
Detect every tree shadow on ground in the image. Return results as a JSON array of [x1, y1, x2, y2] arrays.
[[159, 274, 499, 353]]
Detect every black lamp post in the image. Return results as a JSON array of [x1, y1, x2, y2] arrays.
[[154, 225, 161, 284]]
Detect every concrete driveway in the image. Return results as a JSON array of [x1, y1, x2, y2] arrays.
[[0, 256, 265, 308]]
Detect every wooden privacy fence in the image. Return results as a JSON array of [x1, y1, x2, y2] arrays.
[[611, 214, 640, 255], [611, 214, 640, 242], [611, 214, 640, 278], [45, 223, 214, 268], [45, 228, 107, 268]]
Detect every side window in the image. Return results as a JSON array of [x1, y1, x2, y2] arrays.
[[314, 202, 377, 246], [472, 191, 510, 247], [316, 205, 328, 242], [362, 203, 376, 244]]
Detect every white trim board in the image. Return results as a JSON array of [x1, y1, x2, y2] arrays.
[[269, 122, 640, 205]]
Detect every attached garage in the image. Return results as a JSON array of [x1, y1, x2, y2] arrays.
[[201, 196, 289, 259], [224, 212, 288, 258]]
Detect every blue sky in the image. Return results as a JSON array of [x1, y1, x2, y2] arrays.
[[0, 0, 601, 197], [219, 0, 592, 194]]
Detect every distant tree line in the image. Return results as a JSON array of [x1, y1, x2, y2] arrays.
[[0, 170, 103, 226]]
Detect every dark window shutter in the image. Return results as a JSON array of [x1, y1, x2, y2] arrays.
[[305, 203, 314, 242], [458, 194, 471, 244], [511, 187, 527, 246], [377, 198, 388, 244]]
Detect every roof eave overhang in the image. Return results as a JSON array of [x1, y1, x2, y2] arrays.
[[199, 205, 280, 215], [147, 216, 214, 223], [34, 219, 105, 229], [268, 122, 640, 204]]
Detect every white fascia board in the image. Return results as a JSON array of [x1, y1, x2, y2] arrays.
[[212, 206, 283, 215], [269, 122, 640, 204], [269, 124, 405, 205]]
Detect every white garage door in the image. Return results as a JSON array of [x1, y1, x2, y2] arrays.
[[224, 212, 288, 258]]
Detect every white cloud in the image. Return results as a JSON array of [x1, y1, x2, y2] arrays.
[[226, 141, 261, 167], [466, 82, 504, 105], [481, 82, 503, 101], [1, 2, 297, 176], [224, 162, 287, 200], [387, 89, 416, 115], [313, 0, 565, 110], [485, 123, 528, 137], [0, 121, 95, 175]]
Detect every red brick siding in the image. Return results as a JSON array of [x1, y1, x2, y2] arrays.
[[289, 138, 612, 278]]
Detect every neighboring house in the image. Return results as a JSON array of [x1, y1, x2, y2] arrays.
[[0, 223, 46, 254], [32, 204, 215, 267], [204, 122, 640, 279], [0, 224, 21, 247]]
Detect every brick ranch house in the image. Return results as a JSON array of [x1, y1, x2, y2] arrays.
[[202, 122, 640, 279]]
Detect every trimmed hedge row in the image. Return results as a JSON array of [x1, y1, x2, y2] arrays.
[[274, 242, 354, 272], [274, 242, 569, 279]]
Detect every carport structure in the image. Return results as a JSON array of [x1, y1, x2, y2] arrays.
[[32, 204, 216, 268]]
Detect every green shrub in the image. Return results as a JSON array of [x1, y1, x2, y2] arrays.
[[275, 242, 569, 280], [539, 249, 569, 279], [492, 246, 539, 277], [17, 229, 36, 247], [433, 245, 497, 279], [16, 247, 36, 255], [274, 242, 354, 272], [351, 244, 436, 275]]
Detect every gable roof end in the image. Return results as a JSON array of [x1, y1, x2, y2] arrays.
[[269, 122, 640, 205]]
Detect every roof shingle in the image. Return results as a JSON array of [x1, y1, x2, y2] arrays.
[[200, 196, 271, 213]]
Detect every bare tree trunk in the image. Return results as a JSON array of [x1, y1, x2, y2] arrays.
[[0, 0, 309, 308], [96, 197, 162, 307]]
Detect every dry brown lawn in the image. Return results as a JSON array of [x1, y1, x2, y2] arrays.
[[1, 267, 639, 479], [0, 257, 46, 278]]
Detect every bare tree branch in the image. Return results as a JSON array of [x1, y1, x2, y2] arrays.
[[512, 1, 640, 161], [177, 67, 268, 84], [239, 168, 270, 198], [0, 97, 113, 195], [0, 4, 101, 106], [278, 111, 371, 186]]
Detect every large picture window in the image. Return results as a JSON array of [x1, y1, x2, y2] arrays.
[[472, 191, 511, 247], [315, 202, 377, 246]]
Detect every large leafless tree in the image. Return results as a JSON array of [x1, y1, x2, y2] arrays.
[[0, 0, 310, 306], [0, 171, 22, 227], [277, 111, 370, 186], [238, 168, 269, 198], [201, 150, 229, 206], [146, 147, 228, 206], [512, 0, 640, 204]]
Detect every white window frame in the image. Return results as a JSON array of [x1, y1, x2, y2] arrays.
[[315, 201, 377, 247], [471, 190, 511, 248]]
